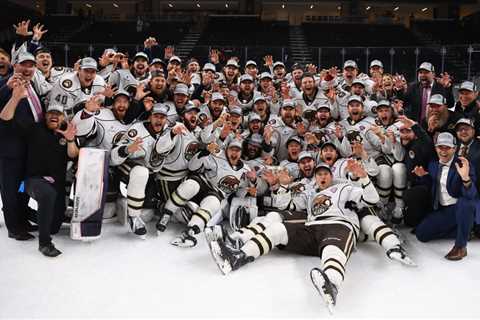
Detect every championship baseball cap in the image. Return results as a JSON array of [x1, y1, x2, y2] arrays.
[[317, 104, 331, 111], [174, 83, 189, 96], [428, 94, 446, 105], [253, 94, 267, 104], [370, 60, 383, 68], [248, 113, 262, 122], [455, 118, 475, 129], [183, 102, 200, 114], [239, 74, 254, 83], [150, 58, 166, 67], [377, 99, 391, 109], [133, 52, 149, 63], [203, 63, 216, 72], [47, 102, 64, 113], [228, 139, 243, 149], [273, 61, 285, 69], [80, 57, 97, 70], [435, 132, 456, 148], [347, 95, 364, 105], [169, 56, 182, 64], [113, 89, 130, 100], [315, 162, 332, 174], [281, 99, 295, 109], [229, 106, 243, 116], [344, 60, 358, 69], [34, 47, 51, 56], [351, 79, 365, 87], [459, 81, 477, 92], [245, 60, 257, 68], [16, 52, 36, 64], [287, 135, 302, 146], [320, 141, 337, 151], [417, 62, 434, 72], [152, 103, 169, 116], [150, 70, 165, 79], [259, 72, 273, 80], [211, 92, 225, 102], [291, 63, 304, 71], [248, 133, 264, 147], [226, 59, 239, 68], [298, 151, 314, 162]]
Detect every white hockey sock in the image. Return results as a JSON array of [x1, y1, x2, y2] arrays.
[[377, 165, 393, 206], [164, 179, 200, 213], [360, 215, 400, 250], [393, 163, 407, 209], [241, 222, 288, 259], [127, 166, 149, 217], [188, 195, 220, 231], [321, 245, 347, 289], [234, 212, 284, 243]]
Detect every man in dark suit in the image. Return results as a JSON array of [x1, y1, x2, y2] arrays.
[[454, 118, 480, 237], [0, 52, 44, 240], [453, 81, 480, 136], [394, 62, 454, 123], [412, 132, 478, 261], [420, 94, 460, 140]]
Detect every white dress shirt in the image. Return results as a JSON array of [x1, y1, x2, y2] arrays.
[[438, 158, 458, 207]]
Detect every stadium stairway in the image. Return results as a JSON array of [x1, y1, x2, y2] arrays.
[[289, 26, 312, 63], [175, 31, 202, 61]]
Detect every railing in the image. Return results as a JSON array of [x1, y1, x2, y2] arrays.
[[44, 42, 480, 82]]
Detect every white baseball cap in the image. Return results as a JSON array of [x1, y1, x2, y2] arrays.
[[370, 60, 383, 68], [435, 132, 456, 148]]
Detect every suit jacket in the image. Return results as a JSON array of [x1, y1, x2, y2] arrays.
[[461, 139, 480, 223], [0, 81, 45, 158], [398, 81, 454, 122], [416, 155, 478, 206]]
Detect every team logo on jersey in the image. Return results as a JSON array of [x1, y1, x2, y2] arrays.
[[290, 183, 305, 194], [268, 119, 277, 125], [58, 137, 67, 146], [112, 131, 126, 145], [127, 129, 137, 138], [218, 175, 241, 194], [409, 150, 415, 159], [371, 106, 377, 115], [54, 66, 64, 71], [312, 194, 332, 217], [184, 142, 200, 161], [199, 113, 208, 122], [62, 79, 73, 89]]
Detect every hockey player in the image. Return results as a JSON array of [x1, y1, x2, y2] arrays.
[[369, 100, 407, 224], [269, 99, 298, 162], [48, 57, 106, 119], [236, 74, 256, 114], [198, 92, 227, 127], [131, 52, 150, 81], [244, 60, 258, 81], [293, 73, 332, 119], [160, 139, 254, 247], [279, 136, 303, 180], [206, 161, 414, 312], [110, 104, 178, 238], [34, 47, 72, 85]]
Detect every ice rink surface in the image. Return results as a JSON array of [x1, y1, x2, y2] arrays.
[[0, 210, 479, 318]]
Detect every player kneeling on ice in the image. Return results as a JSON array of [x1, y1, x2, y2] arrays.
[[160, 139, 255, 247], [110, 104, 182, 239], [205, 160, 415, 313]]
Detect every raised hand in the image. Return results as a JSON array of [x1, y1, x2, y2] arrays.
[[11, 79, 28, 101], [412, 165, 428, 177], [278, 168, 292, 185], [209, 49, 220, 65], [85, 94, 103, 113], [100, 84, 117, 98], [56, 122, 77, 141], [134, 83, 151, 101], [346, 159, 367, 178], [263, 55, 273, 67], [32, 23, 48, 41], [143, 96, 155, 112], [13, 20, 31, 37], [207, 142, 220, 154], [261, 169, 277, 186], [397, 115, 416, 129], [436, 72, 452, 88], [455, 157, 470, 181], [306, 63, 318, 74], [172, 123, 187, 135], [164, 46, 174, 60]]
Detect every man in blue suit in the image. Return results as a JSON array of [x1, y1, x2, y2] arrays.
[[0, 52, 44, 240], [412, 132, 478, 260]]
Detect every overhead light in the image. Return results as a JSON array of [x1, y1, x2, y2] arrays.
[[85, 3, 92, 8], [337, 5, 342, 10], [168, 3, 173, 8], [366, 6, 371, 10], [113, 3, 119, 8], [393, 6, 399, 11], [421, 7, 428, 12], [310, 4, 314, 9], [281, 4, 285, 9], [225, 3, 229, 8], [196, 3, 201, 8]]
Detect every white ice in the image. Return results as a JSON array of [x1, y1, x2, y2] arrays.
[[0, 203, 479, 318]]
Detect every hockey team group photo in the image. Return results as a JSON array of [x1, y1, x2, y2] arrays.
[[0, 0, 479, 318]]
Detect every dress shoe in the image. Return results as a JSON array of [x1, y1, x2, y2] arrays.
[[445, 246, 467, 261], [39, 243, 62, 257], [8, 231, 35, 241]]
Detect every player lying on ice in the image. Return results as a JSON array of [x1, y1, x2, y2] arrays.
[[204, 160, 415, 313]]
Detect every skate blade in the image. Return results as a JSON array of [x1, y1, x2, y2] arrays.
[[392, 255, 417, 267], [310, 269, 335, 315], [135, 234, 147, 240], [209, 240, 232, 275], [205, 225, 223, 242]]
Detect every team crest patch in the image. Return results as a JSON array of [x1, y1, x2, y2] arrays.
[[218, 175, 241, 194], [409, 150, 415, 159], [112, 131, 126, 144], [62, 79, 73, 88], [54, 66, 64, 71], [312, 194, 332, 216], [127, 129, 137, 138], [268, 119, 277, 125], [184, 142, 200, 161]]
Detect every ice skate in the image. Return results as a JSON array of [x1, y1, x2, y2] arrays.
[[171, 227, 198, 248], [386, 245, 417, 267], [310, 268, 338, 314], [156, 208, 173, 233], [207, 238, 253, 275], [128, 216, 147, 240]]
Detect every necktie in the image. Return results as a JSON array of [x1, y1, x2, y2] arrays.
[[26, 85, 44, 122], [433, 163, 444, 211], [420, 85, 430, 122], [459, 145, 468, 157]]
